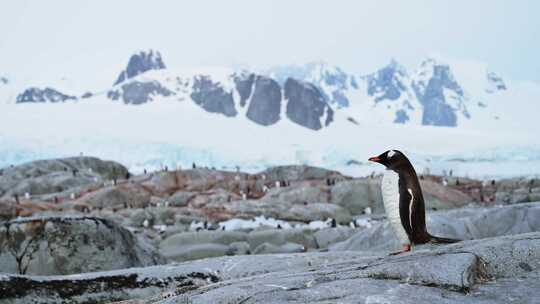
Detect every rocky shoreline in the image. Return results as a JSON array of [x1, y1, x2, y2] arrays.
[[0, 156, 539, 303]]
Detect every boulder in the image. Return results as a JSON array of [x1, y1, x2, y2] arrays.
[[263, 182, 328, 204], [313, 227, 357, 249], [160, 243, 231, 262], [252, 242, 305, 254], [247, 228, 317, 250], [0, 216, 163, 275], [167, 191, 196, 207], [330, 179, 383, 214]]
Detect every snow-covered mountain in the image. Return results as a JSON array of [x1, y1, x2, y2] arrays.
[[1, 50, 539, 178], [6, 49, 516, 131]]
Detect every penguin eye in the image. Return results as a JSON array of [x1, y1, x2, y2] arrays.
[[387, 150, 396, 158]]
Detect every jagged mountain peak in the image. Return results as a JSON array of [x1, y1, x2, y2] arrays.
[[114, 49, 166, 86], [365, 59, 410, 103]]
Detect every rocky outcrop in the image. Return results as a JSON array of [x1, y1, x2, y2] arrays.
[[0, 216, 164, 275], [191, 76, 237, 117], [107, 80, 173, 104], [246, 76, 282, 126], [3, 232, 540, 303], [0, 156, 129, 201], [114, 50, 166, 85], [284, 78, 334, 130], [16, 87, 76, 103]]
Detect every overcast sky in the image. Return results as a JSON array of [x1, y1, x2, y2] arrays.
[[0, 0, 538, 88]]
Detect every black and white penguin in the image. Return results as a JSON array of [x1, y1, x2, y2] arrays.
[[369, 150, 459, 254]]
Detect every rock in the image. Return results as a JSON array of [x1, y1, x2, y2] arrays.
[[16, 87, 76, 103], [160, 231, 248, 248], [313, 227, 357, 249], [0, 264, 219, 304], [331, 202, 540, 252], [168, 191, 196, 207], [114, 50, 166, 85], [289, 203, 352, 224], [0, 156, 128, 201], [77, 183, 151, 209], [247, 228, 317, 250], [0, 216, 164, 275], [130, 209, 155, 227], [284, 78, 334, 130], [6, 232, 538, 303], [258, 165, 346, 182], [330, 179, 383, 214], [228, 241, 250, 255], [191, 75, 237, 117], [420, 179, 472, 210], [263, 182, 328, 204], [108, 80, 173, 104], [207, 198, 351, 223], [252, 242, 305, 254], [246, 76, 282, 126], [154, 208, 176, 225], [160, 243, 231, 262]]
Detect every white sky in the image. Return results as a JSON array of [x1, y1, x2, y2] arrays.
[[0, 0, 538, 89]]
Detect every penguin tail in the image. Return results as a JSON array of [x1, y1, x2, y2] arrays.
[[429, 235, 461, 244]]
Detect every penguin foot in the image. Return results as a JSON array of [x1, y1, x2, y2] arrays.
[[389, 244, 411, 256]]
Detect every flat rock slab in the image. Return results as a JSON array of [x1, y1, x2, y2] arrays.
[[2, 233, 540, 303]]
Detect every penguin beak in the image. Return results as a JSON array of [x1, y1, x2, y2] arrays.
[[368, 156, 381, 162]]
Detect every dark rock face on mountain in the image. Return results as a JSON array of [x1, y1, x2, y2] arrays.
[[191, 76, 237, 117], [108, 80, 173, 104], [413, 61, 465, 127], [246, 76, 282, 126], [0, 216, 164, 275], [486, 71, 507, 93], [114, 50, 166, 85], [233, 72, 255, 107], [16, 87, 76, 103], [284, 78, 334, 130], [367, 61, 408, 102], [0, 76, 8, 84]]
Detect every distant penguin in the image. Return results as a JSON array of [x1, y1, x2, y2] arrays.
[[143, 219, 150, 228], [330, 218, 337, 228], [369, 150, 460, 255]]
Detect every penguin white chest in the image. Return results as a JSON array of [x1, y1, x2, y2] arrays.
[[381, 170, 410, 245]]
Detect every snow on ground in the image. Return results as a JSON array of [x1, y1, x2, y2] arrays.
[[0, 92, 538, 179]]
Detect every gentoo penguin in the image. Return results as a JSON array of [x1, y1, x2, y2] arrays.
[[369, 150, 459, 254]]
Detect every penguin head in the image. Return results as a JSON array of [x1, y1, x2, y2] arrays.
[[368, 150, 407, 169]]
